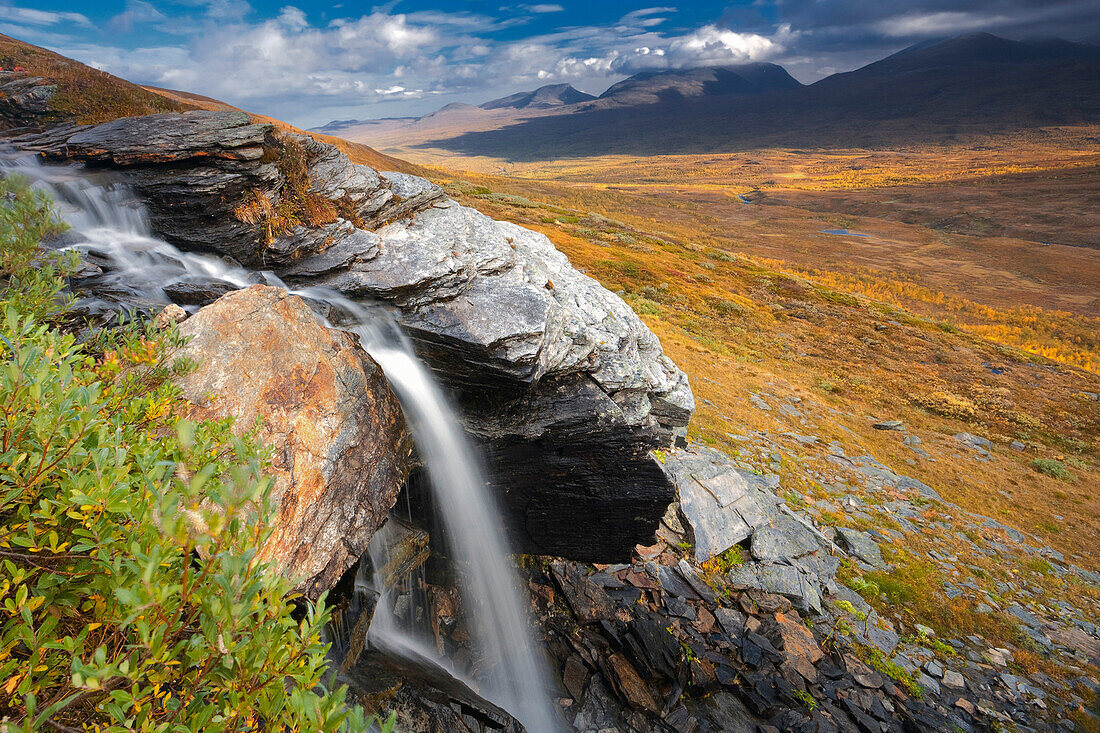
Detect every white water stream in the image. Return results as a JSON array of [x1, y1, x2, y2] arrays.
[[3, 154, 559, 733]]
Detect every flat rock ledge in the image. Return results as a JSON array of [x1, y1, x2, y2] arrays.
[[17, 110, 695, 560], [177, 286, 410, 598]]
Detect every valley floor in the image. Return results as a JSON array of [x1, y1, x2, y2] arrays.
[[366, 125, 1100, 373]]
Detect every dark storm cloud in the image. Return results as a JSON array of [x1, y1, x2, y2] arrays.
[[721, 0, 1100, 79], [728, 0, 1100, 40]]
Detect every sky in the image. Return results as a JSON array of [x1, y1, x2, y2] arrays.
[[4, 0, 1100, 127]]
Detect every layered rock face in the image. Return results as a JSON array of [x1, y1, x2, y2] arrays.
[[21, 110, 694, 560], [176, 286, 410, 598]]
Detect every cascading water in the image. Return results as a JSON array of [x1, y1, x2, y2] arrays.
[[314, 296, 560, 733], [3, 152, 560, 733]]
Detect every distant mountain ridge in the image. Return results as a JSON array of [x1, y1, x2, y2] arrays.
[[481, 83, 596, 110], [596, 63, 801, 106], [312, 62, 802, 132], [312, 33, 1100, 160]]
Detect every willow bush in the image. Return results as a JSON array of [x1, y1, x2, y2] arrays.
[[0, 175, 386, 731]]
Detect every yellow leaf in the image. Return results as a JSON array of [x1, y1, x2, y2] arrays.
[[3, 675, 21, 695]]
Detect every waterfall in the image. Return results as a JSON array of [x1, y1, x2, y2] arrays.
[[3, 153, 560, 733]]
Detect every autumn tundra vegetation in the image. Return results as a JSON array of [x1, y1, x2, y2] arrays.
[[0, 27, 1098, 733]]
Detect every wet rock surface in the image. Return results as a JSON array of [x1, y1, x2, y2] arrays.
[[14, 110, 694, 560], [343, 650, 529, 733], [176, 286, 410, 598]]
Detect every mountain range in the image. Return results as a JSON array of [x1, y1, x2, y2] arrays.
[[313, 62, 805, 135], [312, 33, 1100, 161]]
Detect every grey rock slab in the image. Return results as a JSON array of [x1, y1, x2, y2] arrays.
[[895, 475, 942, 501], [60, 110, 270, 164], [1007, 604, 1044, 630], [692, 469, 749, 508], [662, 447, 771, 562], [955, 432, 992, 449], [856, 617, 901, 655], [676, 559, 718, 603], [280, 229, 381, 278], [727, 562, 823, 613], [917, 673, 941, 696], [834, 527, 885, 569], [648, 562, 701, 600], [829, 584, 873, 616], [162, 275, 239, 306], [942, 670, 966, 689], [750, 519, 824, 564]]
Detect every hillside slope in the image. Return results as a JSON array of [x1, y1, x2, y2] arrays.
[[0, 34, 414, 175], [0, 34, 192, 126]]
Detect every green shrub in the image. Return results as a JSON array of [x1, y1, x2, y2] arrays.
[[853, 643, 923, 699], [1030, 458, 1074, 481], [845, 576, 881, 600], [703, 546, 744, 576], [0, 175, 74, 320], [0, 177, 380, 731]]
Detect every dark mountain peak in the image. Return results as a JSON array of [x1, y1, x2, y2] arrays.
[[480, 84, 596, 110], [597, 63, 801, 106], [870, 32, 1100, 76]]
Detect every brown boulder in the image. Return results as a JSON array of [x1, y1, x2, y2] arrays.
[[177, 285, 409, 598], [775, 611, 824, 683]]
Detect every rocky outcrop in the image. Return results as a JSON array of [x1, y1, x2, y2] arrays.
[[0, 72, 57, 127], [394, 445, 952, 733], [16, 111, 276, 262], [17, 110, 694, 560], [176, 286, 410, 598], [660, 446, 839, 614], [18, 111, 447, 266]]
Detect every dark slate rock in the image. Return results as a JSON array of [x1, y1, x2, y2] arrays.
[[678, 559, 719, 603], [1006, 604, 1044, 630], [624, 609, 684, 682], [715, 606, 747, 638], [163, 276, 239, 306], [650, 562, 702, 600], [550, 562, 616, 623], [686, 691, 757, 733]]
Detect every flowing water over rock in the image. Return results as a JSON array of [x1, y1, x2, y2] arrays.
[[4, 153, 559, 732]]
